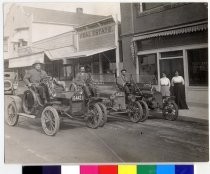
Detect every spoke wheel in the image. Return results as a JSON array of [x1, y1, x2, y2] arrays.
[[138, 100, 149, 122], [129, 101, 143, 123], [7, 101, 19, 126], [162, 101, 178, 121], [41, 106, 60, 136], [98, 102, 108, 127], [86, 103, 103, 129]]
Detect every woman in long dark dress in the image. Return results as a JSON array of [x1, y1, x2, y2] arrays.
[[171, 71, 189, 109]]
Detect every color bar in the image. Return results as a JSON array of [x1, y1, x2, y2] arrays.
[[80, 165, 98, 174], [157, 165, 175, 174], [22, 166, 42, 174], [175, 165, 194, 174], [99, 165, 118, 174], [62, 165, 80, 174], [42, 166, 61, 174], [137, 165, 156, 174], [118, 165, 137, 174]]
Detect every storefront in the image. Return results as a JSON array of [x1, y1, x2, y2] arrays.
[[64, 16, 121, 82], [132, 22, 208, 104]]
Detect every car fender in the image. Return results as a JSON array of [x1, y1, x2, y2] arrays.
[[8, 95, 23, 113]]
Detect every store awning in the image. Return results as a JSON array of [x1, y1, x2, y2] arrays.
[[45, 46, 75, 60], [67, 47, 116, 59], [9, 52, 45, 68], [133, 22, 208, 41]]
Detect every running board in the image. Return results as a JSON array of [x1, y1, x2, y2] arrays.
[[18, 113, 36, 119]]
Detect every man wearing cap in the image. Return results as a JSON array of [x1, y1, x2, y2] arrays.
[[74, 66, 95, 97], [24, 60, 48, 103], [117, 69, 131, 94]]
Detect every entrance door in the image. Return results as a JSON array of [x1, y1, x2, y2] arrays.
[[159, 58, 184, 81]]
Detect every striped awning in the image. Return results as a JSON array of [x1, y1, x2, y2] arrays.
[[133, 22, 208, 41]]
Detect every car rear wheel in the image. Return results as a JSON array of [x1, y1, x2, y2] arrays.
[[41, 106, 60, 136], [86, 103, 103, 129], [129, 101, 143, 123], [7, 101, 19, 126], [98, 102, 107, 127], [138, 100, 149, 122], [162, 101, 178, 121]]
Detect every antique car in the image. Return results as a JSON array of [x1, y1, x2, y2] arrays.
[[4, 71, 18, 95], [96, 75, 145, 123], [130, 74, 179, 121], [6, 76, 106, 136]]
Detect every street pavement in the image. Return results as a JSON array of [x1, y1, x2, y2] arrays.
[[4, 95, 209, 163]]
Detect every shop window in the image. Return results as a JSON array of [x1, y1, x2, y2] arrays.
[[142, 3, 166, 11], [137, 3, 188, 16], [138, 53, 158, 84], [188, 48, 208, 86]]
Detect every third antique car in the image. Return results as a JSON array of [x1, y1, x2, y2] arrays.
[[95, 74, 146, 123]]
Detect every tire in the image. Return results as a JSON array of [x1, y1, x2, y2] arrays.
[[7, 101, 19, 126], [162, 101, 179, 121], [4, 80, 12, 91], [41, 106, 60, 136], [129, 101, 143, 123], [138, 100, 149, 122], [86, 103, 103, 129], [98, 102, 108, 127]]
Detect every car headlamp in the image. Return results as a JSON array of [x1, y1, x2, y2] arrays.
[[13, 83, 18, 90], [110, 94, 116, 100]]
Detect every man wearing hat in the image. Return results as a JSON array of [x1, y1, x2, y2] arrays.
[[74, 66, 95, 97], [24, 60, 48, 103], [117, 69, 131, 94]]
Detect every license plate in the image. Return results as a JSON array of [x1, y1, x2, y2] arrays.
[[72, 95, 83, 101]]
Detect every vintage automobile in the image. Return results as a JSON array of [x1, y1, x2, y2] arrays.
[[4, 72, 18, 95], [6, 76, 106, 136], [130, 74, 179, 121], [96, 75, 144, 123]]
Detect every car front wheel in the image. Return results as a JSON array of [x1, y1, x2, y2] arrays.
[[41, 106, 60, 136], [86, 103, 103, 129]]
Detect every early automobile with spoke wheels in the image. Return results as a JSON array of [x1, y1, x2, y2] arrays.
[[6, 76, 106, 136], [131, 74, 179, 121], [95, 75, 144, 123]]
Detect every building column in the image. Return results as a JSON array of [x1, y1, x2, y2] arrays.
[[99, 54, 103, 82], [99, 54, 103, 74]]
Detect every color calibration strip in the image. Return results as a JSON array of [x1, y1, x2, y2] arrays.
[[22, 165, 194, 174]]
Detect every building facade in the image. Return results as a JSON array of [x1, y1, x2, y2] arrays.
[[4, 4, 107, 80], [4, 4, 105, 59], [120, 3, 208, 105]]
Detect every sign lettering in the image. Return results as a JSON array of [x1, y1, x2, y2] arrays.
[[79, 25, 114, 39]]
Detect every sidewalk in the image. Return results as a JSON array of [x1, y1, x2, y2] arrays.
[[178, 103, 208, 123]]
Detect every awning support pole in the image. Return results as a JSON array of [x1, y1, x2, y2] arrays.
[[114, 14, 120, 76]]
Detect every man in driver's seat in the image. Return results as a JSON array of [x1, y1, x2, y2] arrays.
[[117, 69, 131, 94], [74, 66, 95, 98], [23, 60, 48, 104]]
